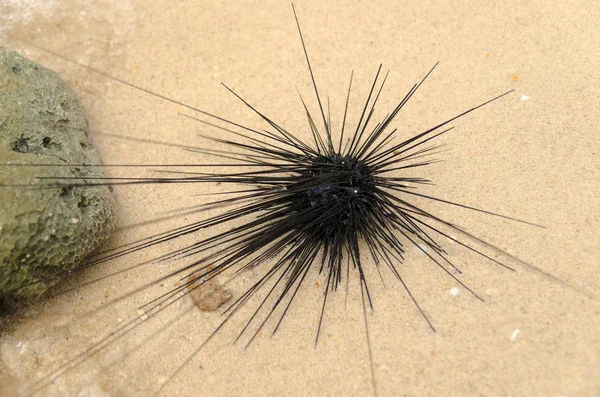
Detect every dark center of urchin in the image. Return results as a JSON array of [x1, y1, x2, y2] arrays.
[[290, 154, 376, 235]]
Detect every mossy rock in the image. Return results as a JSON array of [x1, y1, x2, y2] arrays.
[[0, 47, 116, 305]]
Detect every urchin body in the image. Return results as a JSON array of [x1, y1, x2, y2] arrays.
[[292, 155, 376, 239]]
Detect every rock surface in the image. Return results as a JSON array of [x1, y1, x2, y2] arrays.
[[0, 47, 116, 304]]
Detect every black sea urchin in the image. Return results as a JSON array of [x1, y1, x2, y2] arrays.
[[13, 5, 542, 395]]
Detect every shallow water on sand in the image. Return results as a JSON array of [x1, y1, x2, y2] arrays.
[[1, 1, 599, 396]]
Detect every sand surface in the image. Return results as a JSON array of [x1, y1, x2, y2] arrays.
[[1, 0, 599, 396]]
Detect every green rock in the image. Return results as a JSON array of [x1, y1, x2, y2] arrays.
[[0, 47, 116, 304]]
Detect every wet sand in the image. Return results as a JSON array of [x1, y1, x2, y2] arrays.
[[1, 0, 599, 396]]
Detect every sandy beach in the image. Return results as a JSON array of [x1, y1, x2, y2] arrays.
[[1, 0, 599, 395]]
